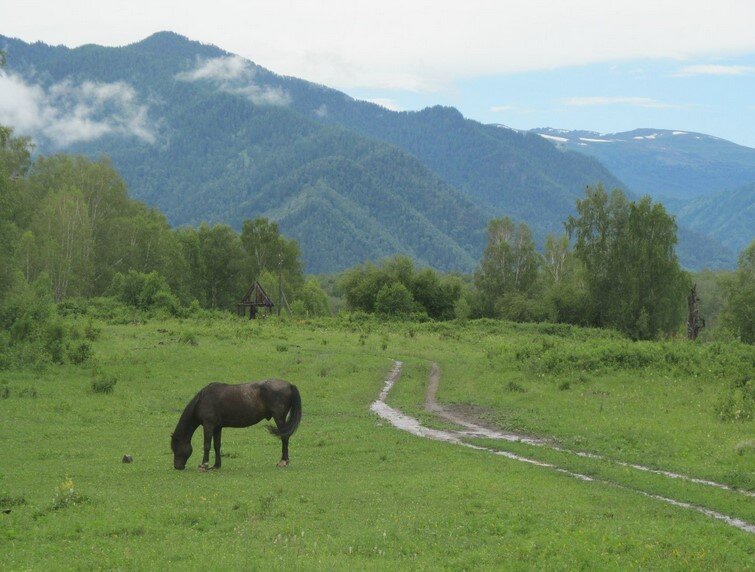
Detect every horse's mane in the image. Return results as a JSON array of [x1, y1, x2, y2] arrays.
[[171, 389, 202, 451]]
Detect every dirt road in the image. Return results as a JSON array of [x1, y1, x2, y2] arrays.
[[371, 360, 755, 535]]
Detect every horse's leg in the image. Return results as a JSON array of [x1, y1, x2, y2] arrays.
[[212, 426, 222, 469], [275, 416, 289, 468], [199, 423, 213, 470]]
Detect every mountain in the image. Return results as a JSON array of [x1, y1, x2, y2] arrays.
[[1, 32, 487, 273], [676, 182, 755, 255], [531, 127, 755, 203], [531, 128, 755, 258], [304, 104, 628, 242], [0, 32, 738, 271]]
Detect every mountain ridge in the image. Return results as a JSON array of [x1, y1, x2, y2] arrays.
[[0, 32, 740, 271]]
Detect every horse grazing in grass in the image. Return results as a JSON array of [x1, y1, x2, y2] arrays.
[[171, 379, 302, 471]]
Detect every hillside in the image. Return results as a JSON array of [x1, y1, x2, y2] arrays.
[[0, 32, 737, 270], [532, 127, 755, 202], [676, 182, 755, 254], [0, 32, 486, 273]]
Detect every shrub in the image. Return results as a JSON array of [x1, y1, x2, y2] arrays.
[[51, 477, 86, 510], [67, 340, 92, 365], [109, 270, 180, 315], [374, 282, 416, 317], [179, 331, 198, 346], [505, 381, 526, 392], [716, 376, 754, 422], [83, 321, 100, 341], [91, 374, 117, 394]]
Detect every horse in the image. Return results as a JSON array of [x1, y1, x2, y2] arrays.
[[171, 379, 302, 471]]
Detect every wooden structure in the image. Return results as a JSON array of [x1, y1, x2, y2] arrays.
[[237, 281, 274, 319]]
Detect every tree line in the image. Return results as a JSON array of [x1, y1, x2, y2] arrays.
[[334, 183, 753, 342], [1, 123, 752, 345], [0, 126, 328, 318]]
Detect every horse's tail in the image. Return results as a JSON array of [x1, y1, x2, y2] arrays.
[[268, 384, 302, 439]]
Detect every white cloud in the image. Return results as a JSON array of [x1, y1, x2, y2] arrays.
[[490, 105, 517, 113], [176, 56, 291, 106], [0, 71, 155, 146], [175, 55, 251, 82], [364, 98, 401, 111], [7, 1, 755, 93], [562, 96, 679, 109], [674, 64, 755, 76]]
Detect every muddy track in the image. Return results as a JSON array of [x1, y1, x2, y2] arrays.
[[371, 360, 755, 535], [425, 363, 755, 498]]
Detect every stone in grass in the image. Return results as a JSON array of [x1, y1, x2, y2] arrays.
[[122, 455, 133, 463]]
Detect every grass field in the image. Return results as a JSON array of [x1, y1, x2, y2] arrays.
[[1, 314, 753, 569]]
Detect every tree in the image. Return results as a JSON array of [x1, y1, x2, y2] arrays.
[[0, 126, 33, 300], [374, 282, 415, 316], [720, 241, 755, 343], [241, 218, 304, 294], [474, 217, 539, 318], [339, 255, 462, 319], [566, 185, 686, 338], [197, 223, 247, 310], [296, 279, 331, 317], [35, 189, 94, 301]]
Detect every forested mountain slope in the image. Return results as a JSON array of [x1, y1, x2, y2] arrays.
[[532, 127, 755, 202], [676, 182, 755, 254], [1, 32, 486, 272], [0, 31, 737, 270]]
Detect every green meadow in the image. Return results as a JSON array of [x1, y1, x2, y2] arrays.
[[1, 314, 753, 570]]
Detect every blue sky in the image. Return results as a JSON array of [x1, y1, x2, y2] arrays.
[[4, 1, 755, 147], [350, 54, 755, 147]]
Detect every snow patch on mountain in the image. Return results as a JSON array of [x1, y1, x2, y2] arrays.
[[539, 133, 568, 142]]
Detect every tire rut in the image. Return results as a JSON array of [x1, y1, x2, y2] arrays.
[[371, 360, 755, 535]]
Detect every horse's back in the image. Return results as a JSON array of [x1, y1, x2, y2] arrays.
[[197, 380, 295, 427]]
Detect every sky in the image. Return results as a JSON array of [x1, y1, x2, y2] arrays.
[[3, 0, 755, 147]]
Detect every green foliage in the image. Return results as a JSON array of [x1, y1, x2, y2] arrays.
[[0, 274, 72, 368], [374, 282, 415, 316], [109, 270, 179, 314], [474, 217, 540, 320], [566, 185, 687, 339], [719, 241, 755, 343], [340, 255, 462, 319], [716, 376, 754, 422], [296, 279, 330, 317], [91, 374, 118, 394], [67, 340, 92, 365], [51, 478, 87, 510]]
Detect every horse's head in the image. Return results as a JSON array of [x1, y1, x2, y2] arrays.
[[171, 432, 192, 470]]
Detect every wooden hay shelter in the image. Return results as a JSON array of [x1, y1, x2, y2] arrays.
[[237, 281, 274, 319]]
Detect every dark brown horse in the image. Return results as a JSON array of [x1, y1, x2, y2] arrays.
[[171, 379, 302, 470]]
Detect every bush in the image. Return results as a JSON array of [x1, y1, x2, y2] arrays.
[[51, 477, 86, 510], [67, 341, 92, 365], [91, 374, 117, 394], [374, 282, 415, 317], [716, 376, 754, 422], [0, 274, 88, 369], [109, 270, 180, 315], [179, 331, 198, 346]]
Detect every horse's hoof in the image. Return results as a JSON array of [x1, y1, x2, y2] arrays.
[[198, 464, 209, 472], [276, 460, 288, 468]]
